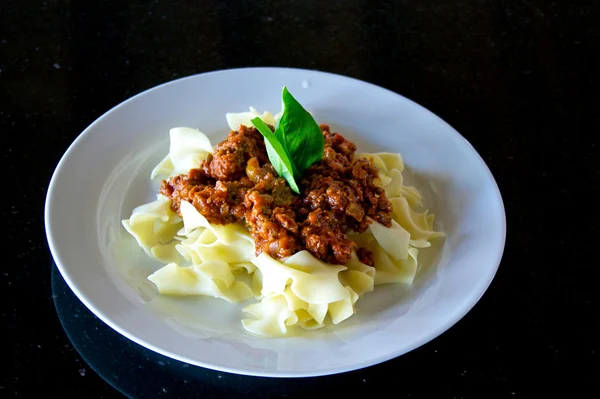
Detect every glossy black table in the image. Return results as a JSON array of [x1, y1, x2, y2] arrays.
[[4, 0, 598, 397]]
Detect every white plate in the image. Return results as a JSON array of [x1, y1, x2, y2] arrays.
[[45, 67, 506, 377]]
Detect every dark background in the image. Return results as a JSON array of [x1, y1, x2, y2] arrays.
[[2, 0, 598, 398]]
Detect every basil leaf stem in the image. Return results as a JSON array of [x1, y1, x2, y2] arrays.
[[251, 117, 300, 194]]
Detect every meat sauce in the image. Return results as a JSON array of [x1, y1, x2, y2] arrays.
[[160, 124, 392, 265]]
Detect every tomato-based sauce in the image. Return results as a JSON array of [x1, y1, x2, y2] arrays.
[[160, 124, 392, 265]]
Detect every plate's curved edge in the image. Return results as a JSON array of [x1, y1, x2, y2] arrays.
[[44, 66, 507, 378]]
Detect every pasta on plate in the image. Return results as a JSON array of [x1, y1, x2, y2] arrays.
[[122, 108, 444, 337]]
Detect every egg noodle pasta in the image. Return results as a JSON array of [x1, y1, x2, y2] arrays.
[[121, 108, 444, 337]]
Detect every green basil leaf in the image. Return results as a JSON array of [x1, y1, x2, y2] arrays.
[[250, 117, 300, 194], [275, 86, 324, 175]]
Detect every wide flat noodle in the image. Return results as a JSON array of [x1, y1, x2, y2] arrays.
[[179, 201, 254, 245], [148, 260, 253, 303], [241, 251, 367, 336], [230, 262, 257, 275], [329, 287, 359, 324], [369, 218, 411, 260], [355, 223, 418, 285], [390, 197, 444, 241], [176, 201, 256, 265], [121, 195, 183, 263], [356, 152, 424, 206], [241, 284, 360, 336], [373, 246, 420, 285], [151, 127, 213, 179], [225, 107, 281, 132], [401, 185, 424, 207], [253, 251, 348, 304], [176, 227, 255, 265], [382, 169, 404, 198], [355, 152, 403, 174], [241, 290, 300, 337], [351, 219, 435, 286], [339, 254, 375, 297]]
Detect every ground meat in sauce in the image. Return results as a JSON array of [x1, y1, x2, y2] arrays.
[[160, 124, 392, 265]]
